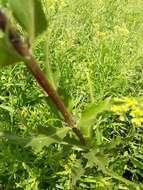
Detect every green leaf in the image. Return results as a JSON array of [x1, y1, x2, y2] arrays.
[[0, 104, 14, 113], [9, 0, 47, 41], [84, 151, 108, 173], [44, 39, 61, 90], [34, 0, 47, 37], [9, 0, 34, 37], [0, 0, 8, 6], [26, 126, 70, 152], [72, 159, 84, 186], [78, 98, 112, 136], [0, 95, 6, 101], [130, 157, 143, 170], [104, 136, 122, 150], [81, 176, 112, 184], [45, 96, 62, 120], [83, 150, 135, 186], [0, 131, 29, 145], [0, 36, 22, 66]]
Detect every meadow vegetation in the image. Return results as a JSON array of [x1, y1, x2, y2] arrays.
[[0, 0, 143, 189]]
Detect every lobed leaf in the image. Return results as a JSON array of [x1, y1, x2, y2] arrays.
[[83, 150, 135, 186], [72, 159, 84, 186], [78, 98, 112, 136]]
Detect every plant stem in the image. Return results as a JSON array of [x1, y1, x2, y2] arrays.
[[26, 55, 86, 145], [0, 9, 86, 145]]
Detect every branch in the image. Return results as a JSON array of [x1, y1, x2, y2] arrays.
[[0, 10, 86, 145]]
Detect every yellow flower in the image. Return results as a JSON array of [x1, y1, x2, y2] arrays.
[[131, 118, 143, 126], [130, 108, 143, 117], [114, 25, 129, 35], [96, 31, 108, 39], [111, 105, 129, 114], [123, 97, 137, 107]]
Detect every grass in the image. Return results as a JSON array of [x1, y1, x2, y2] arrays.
[[0, 0, 143, 189]]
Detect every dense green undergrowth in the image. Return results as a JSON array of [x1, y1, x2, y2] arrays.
[[0, 0, 143, 189]]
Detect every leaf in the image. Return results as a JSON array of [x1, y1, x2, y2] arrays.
[[45, 96, 62, 120], [0, 105, 14, 113], [34, 0, 47, 37], [9, 0, 47, 41], [107, 170, 134, 187], [9, 0, 34, 37], [96, 127, 103, 145], [58, 88, 72, 110], [84, 151, 108, 173], [0, 36, 22, 66], [72, 159, 84, 186], [82, 176, 113, 185], [0, 131, 29, 145], [83, 150, 135, 186], [0, 0, 8, 6], [44, 40, 61, 90], [130, 157, 143, 170], [78, 98, 112, 136], [105, 136, 122, 150], [26, 126, 70, 152], [0, 95, 6, 101]]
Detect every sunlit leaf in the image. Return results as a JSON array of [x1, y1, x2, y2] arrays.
[[9, 0, 47, 41], [130, 157, 143, 170], [78, 98, 112, 136], [0, 104, 14, 113], [34, 0, 47, 37], [0, 95, 6, 100], [26, 126, 70, 152]]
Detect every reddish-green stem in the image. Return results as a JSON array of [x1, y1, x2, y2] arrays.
[[0, 10, 86, 145]]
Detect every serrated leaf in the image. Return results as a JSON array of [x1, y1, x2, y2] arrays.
[[83, 150, 135, 186], [9, 0, 47, 41], [0, 36, 22, 66], [26, 126, 70, 152], [78, 98, 112, 136], [72, 160, 84, 186], [84, 151, 108, 173], [107, 136, 122, 150]]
